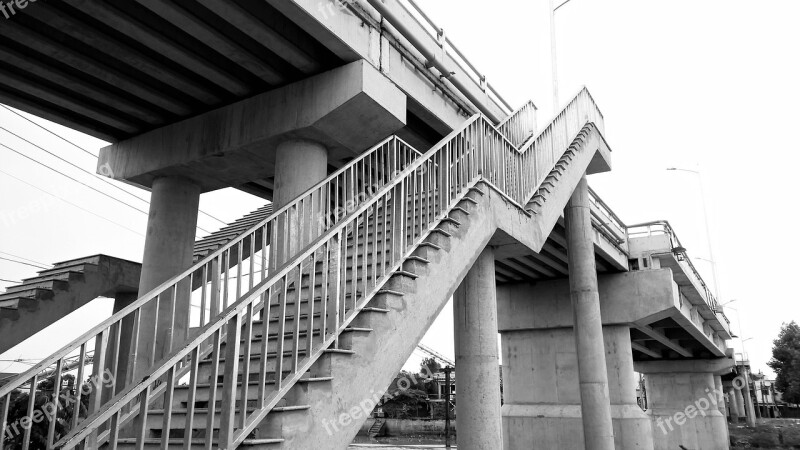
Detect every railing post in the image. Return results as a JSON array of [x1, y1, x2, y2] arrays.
[[219, 311, 243, 449]]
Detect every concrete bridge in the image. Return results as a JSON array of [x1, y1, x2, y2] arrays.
[[0, 1, 736, 449]]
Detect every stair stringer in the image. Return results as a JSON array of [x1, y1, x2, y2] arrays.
[[0, 256, 141, 354], [268, 124, 611, 449]]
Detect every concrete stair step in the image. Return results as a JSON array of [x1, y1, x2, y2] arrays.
[[20, 270, 84, 285], [113, 438, 284, 449], [144, 405, 310, 432], [0, 287, 54, 304], [2, 280, 67, 296]]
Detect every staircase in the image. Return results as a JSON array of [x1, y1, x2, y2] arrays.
[[0, 88, 608, 450], [0, 255, 141, 355], [0, 205, 278, 356], [367, 418, 385, 438]]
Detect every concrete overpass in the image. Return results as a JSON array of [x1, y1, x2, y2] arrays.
[[0, 1, 736, 450]]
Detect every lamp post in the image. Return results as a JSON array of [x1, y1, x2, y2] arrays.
[[666, 167, 720, 300], [727, 304, 757, 426], [550, 0, 576, 108]]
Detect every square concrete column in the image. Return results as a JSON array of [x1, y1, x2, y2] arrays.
[[636, 360, 730, 450], [134, 176, 201, 382], [454, 247, 503, 450], [501, 325, 653, 450], [565, 176, 616, 450]]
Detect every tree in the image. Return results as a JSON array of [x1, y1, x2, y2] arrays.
[[420, 357, 441, 377], [768, 321, 800, 404]]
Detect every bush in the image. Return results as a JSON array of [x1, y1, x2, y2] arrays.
[[749, 430, 780, 447]]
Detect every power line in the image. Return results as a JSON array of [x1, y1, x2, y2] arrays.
[[0, 251, 49, 267], [0, 278, 20, 284], [0, 256, 49, 270], [0, 168, 145, 237], [0, 106, 228, 227], [0, 142, 212, 235]]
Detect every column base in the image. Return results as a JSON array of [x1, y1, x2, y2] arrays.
[[647, 408, 728, 450], [503, 404, 653, 450]]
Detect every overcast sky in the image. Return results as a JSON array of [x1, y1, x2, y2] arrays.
[[2, 0, 798, 379]]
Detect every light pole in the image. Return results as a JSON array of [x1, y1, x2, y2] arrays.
[[551, 0, 576, 108], [727, 304, 757, 426], [666, 167, 720, 300]]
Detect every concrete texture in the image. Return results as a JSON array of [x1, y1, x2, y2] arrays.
[[135, 176, 201, 381], [98, 61, 406, 192], [272, 139, 328, 266], [500, 326, 653, 450], [637, 360, 730, 450], [0, 255, 141, 355], [566, 176, 615, 450], [453, 247, 503, 450]]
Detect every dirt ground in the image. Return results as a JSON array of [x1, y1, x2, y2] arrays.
[[729, 419, 800, 448]]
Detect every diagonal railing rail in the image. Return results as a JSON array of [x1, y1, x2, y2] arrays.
[[0, 98, 539, 450], [51, 87, 602, 450]]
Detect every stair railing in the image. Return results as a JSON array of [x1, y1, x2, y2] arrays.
[[53, 87, 603, 450], [497, 100, 537, 148], [0, 135, 422, 450]]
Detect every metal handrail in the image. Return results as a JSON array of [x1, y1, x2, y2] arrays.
[[54, 88, 601, 449], [626, 220, 721, 312], [0, 98, 542, 450]]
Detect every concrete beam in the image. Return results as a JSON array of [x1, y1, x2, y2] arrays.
[[98, 60, 406, 191], [631, 342, 662, 359], [635, 358, 736, 376], [634, 325, 693, 358]]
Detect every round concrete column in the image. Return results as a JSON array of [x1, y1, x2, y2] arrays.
[[734, 386, 746, 422], [454, 247, 503, 450], [134, 176, 201, 381], [727, 386, 740, 422], [565, 176, 615, 450], [272, 140, 328, 267], [714, 376, 731, 442]]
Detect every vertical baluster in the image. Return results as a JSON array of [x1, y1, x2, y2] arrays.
[[183, 347, 200, 450], [275, 277, 288, 389], [250, 233, 256, 290], [87, 328, 110, 447], [240, 302, 253, 430], [371, 197, 378, 289], [168, 281, 177, 353], [220, 310, 242, 447], [261, 224, 268, 282], [350, 213, 358, 315], [205, 330, 221, 450], [236, 242, 243, 301], [210, 257, 221, 323], [258, 286, 273, 409], [149, 295, 161, 367], [160, 366, 176, 449], [1, 392, 10, 450], [46, 359, 63, 450], [223, 249, 230, 310], [186, 272, 194, 341], [107, 411, 120, 450], [319, 242, 330, 342], [332, 232, 342, 348], [307, 251, 317, 356], [292, 264, 302, 372], [135, 385, 150, 450], [200, 266, 208, 327], [71, 344, 87, 430], [21, 374, 37, 450]]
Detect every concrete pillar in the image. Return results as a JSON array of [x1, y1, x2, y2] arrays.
[[714, 376, 730, 443], [741, 371, 757, 426], [501, 325, 653, 449], [637, 362, 729, 450], [135, 176, 201, 381], [734, 386, 746, 422], [565, 176, 615, 450], [727, 386, 740, 422], [454, 247, 503, 450], [272, 139, 328, 267]]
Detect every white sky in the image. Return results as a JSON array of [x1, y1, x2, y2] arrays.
[[2, 0, 799, 379]]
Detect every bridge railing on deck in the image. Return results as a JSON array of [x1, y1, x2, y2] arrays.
[[53, 87, 603, 450], [627, 221, 725, 316], [587, 186, 628, 251]]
